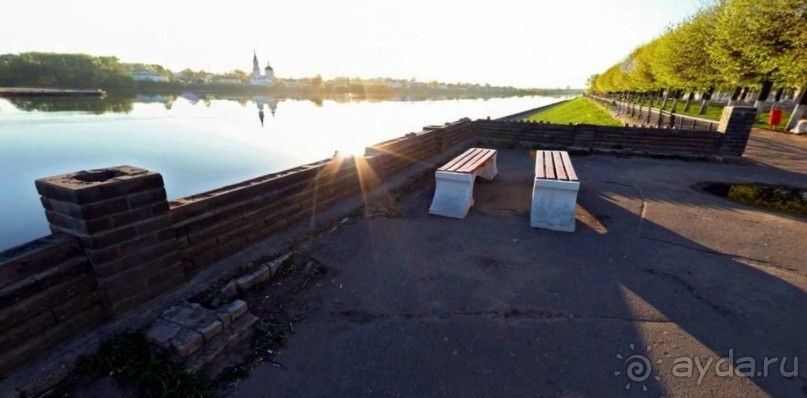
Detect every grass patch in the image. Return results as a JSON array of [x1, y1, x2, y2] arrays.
[[700, 182, 807, 217], [527, 97, 621, 127], [78, 331, 216, 398]]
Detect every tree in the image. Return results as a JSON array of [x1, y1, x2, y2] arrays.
[[654, 4, 724, 112], [709, 0, 807, 108]]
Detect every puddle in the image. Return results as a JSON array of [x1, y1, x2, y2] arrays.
[[696, 182, 807, 217]]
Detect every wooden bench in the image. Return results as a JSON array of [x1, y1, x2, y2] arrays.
[[531, 150, 580, 232], [429, 148, 498, 218]]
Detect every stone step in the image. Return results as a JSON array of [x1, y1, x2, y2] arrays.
[[186, 312, 258, 376], [146, 299, 249, 358]]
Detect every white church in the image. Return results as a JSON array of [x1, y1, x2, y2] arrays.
[[250, 52, 275, 87]]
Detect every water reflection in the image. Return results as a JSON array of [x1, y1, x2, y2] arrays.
[[5, 95, 135, 114], [0, 92, 546, 117], [0, 94, 566, 251]]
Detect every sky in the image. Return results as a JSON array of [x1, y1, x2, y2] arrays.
[[0, 0, 708, 88]]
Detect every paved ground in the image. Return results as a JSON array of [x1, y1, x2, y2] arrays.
[[230, 131, 807, 397]]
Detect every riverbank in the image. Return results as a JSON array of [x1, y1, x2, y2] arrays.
[[0, 87, 105, 97]]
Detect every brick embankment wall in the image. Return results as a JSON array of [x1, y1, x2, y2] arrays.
[[0, 235, 107, 376], [170, 118, 474, 274], [474, 119, 724, 156], [0, 117, 475, 380]]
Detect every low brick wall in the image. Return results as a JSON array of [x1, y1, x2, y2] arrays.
[[0, 234, 106, 376], [169, 118, 473, 275], [0, 117, 474, 377], [475, 119, 724, 156]]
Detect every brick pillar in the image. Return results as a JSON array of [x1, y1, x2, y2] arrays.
[[35, 166, 185, 316], [717, 106, 757, 157]]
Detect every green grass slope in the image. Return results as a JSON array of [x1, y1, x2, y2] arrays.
[[527, 97, 621, 126]]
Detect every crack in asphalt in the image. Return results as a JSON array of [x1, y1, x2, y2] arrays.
[[329, 309, 680, 324], [641, 267, 737, 317], [639, 235, 804, 277]]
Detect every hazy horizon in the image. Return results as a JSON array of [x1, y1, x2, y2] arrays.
[[1, 0, 706, 88]]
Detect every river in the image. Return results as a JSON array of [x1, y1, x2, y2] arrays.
[[0, 93, 564, 251]]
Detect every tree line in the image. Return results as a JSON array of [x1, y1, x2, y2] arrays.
[[588, 0, 806, 128], [0, 53, 163, 89], [0, 52, 577, 98]]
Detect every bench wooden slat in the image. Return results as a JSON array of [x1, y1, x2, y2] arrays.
[[560, 151, 578, 182], [457, 149, 494, 173], [438, 148, 478, 172], [448, 149, 483, 172], [544, 151, 556, 179], [552, 151, 567, 181], [535, 151, 546, 179]]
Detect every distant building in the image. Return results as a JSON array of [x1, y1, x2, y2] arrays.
[[283, 79, 301, 89], [250, 52, 275, 87], [211, 76, 242, 84], [131, 69, 169, 82], [386, 79, 403, 89], [331, 78, 349, 89]]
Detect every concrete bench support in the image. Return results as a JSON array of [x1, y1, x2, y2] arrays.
[[429, 148, 497, 219], [531, 151, 580, 232]]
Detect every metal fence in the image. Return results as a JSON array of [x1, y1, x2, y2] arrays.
[[589, 95, 719, 132]]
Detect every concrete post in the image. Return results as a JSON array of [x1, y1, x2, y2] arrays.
[[35, 166, 185, 316], [717, 106, 757, 157]]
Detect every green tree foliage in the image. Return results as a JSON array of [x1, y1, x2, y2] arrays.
[[0, 52, 134, 88], [589, 0, 807, 95], [710, 0, 807, 87], [624, 41, 660, 92], [654, 5, 723, 91]]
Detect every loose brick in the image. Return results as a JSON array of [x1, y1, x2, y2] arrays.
[[227, 300, 248, 320], [235, 272, 259, 293], [170, 328, 204, 357], [147, 319, 182, 351]]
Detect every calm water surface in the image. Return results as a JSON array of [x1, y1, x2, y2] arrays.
[[0, 94, 562, 250]]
